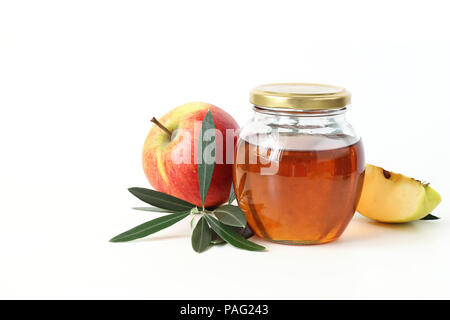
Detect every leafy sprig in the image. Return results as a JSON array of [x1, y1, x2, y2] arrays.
[[110, 110, 265, 253]]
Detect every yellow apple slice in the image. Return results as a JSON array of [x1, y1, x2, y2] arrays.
[[357, 164, 442, 223]]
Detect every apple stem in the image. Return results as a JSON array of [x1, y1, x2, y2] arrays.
[[151, 117, 172, 137]]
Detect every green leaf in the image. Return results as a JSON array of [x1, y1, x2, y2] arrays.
[[128, 187, 195, 211], [228, 183, 236, 204], [211, 225, 254, 245], [133, 207, 174, 213], [191, 216, 212, 253], [110, 211, 190, 242], [213, 204, 246, 227], [198, 110, 216, 208], [421, 214, 440, 220], [203, 214, 265, 251]]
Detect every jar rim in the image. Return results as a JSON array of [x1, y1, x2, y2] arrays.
[[250, 83, 351, 110]]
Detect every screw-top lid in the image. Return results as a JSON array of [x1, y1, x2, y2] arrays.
[[250, 83, 351, 110]]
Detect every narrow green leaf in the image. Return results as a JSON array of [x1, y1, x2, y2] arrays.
[[204, 214, 265, 251], [211, 225, 254, 245], [421, 214, 440, 220], [128, 187, 195, 211], [191, 216, 212, 253], [198, 110, 216, 208], [133, 207, 174, 213], [214, 204, 246, 227], [110, 211, 190, 242], [228, 183, 236, 204]]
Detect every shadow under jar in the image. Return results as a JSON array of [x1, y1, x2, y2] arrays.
[[233, 83, 365, 244]]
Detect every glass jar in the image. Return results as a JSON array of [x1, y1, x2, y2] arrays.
[[233, 83, 365, 244]]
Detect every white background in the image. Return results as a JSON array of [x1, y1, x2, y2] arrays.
[[1, 0, 449, 299]]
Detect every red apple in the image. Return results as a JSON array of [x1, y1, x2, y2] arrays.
[[142, 102, 239, 208]]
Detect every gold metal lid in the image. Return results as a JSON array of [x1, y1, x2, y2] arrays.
[[250, 83, 351, 110]]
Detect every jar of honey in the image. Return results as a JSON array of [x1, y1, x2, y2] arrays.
[[233, 83, 365, 244]]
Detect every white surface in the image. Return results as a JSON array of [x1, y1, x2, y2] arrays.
[[1, 0, 449, 299]]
